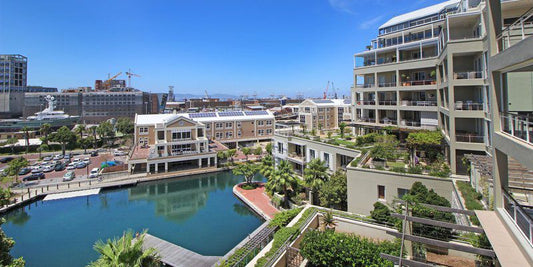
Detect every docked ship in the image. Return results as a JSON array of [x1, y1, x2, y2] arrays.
[[0, 95, 80, 132]]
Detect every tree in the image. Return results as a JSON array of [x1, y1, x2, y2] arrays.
[[225, 149, 236, 165], [79, 136, 93, 154], [6, 157, 28, 185], [339, 122, 347, 138], [241, 147, 251, 161], [21, 127, 30, 154], [5, 138, 17, 154], [90, 126, 98, 149], [406, 131, 443, 165], [266, 160, 298, 208], [259, 155, 274, 179], [0, 189, 12, 207], [370, 202, 395, 225], [74, 124, 86, 140], [253, 147, 262, 155], [116, 118, 134, 135], [0, 219, 25, 267], [232, 162, 259, 185], [97, 122, 115, 147], [50, 126, 76, 156], [89, 230, 160, 267], [265, 143, 272, 155], [37, 144, 49, 159], [370, 135, 399, 161], [320, 210, 337, 231], [304, 158, 329, 205], [216, 151, 227, 167], [319, 170, 348, 210], [39, 123, 51, 145]]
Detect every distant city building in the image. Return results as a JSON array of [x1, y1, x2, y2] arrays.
[[0, 54, 27, 118], [186, 98, 235, 111], [24, 91, 157, 124], [26, 85, 58, 92]]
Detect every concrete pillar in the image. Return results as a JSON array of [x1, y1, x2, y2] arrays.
[[207, 157, 211, 167], [493, 148, 508, 208], [165, 162, 168, 172], [198, 158, 202, 168], [155, 163, 158, 173], [147, 164, 151, 174]]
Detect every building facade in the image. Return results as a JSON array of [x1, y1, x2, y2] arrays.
[[23, 91, 156, 123], [297, 99, 352, 131], [129, 114, 217, 174], [0, 55, 27, 118]]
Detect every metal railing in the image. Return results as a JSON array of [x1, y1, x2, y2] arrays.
[[355, 84, 375, 88], [497, 7, 533, 52], [357, 117, 376, 123], [378, 82, 397, 88], [378, 100, 397, 106], [400, 79, 436, 86], [454, 102, 484, 111], [358, 100, 376, 105], [400, 100, 437, 106], [502, 189, 533, 247], [500, 113, 533, 145], [379, 119, 397, 125], [454, 71, 483, 80], [456, 134, 484, 143]]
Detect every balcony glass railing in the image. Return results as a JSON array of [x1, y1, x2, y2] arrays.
[[454, 71, 483, 80], [503, 189, 533, 247], [378, 100, 397, 106], [400, 79, 436, 86], [497, 7, 533, 52], [500, 113, 533, 145], [357, 100, 376, 105], [378, 82, 397, 87], [454, 101, 483, 111], [355, 84, 375, 88], [379, 119, 397, 125], [357, 117, 376, 123], [455, 133, 484, 143], [400, 100, 437, 106]]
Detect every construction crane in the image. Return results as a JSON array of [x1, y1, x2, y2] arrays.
[[125, 69, 141, 88], [323, 81, 330, 99], [204, 90, 210, 99], [103, 72, 122, 90], [331, 81, 338, 99]]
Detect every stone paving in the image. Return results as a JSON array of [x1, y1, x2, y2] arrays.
[[235, 183, 279, 219]]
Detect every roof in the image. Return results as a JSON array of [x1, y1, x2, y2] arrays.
[[135, 110, 274, 125], [379, 0, 459, 29], [301, 99, 351, 107]]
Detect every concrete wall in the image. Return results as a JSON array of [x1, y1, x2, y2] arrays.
[[346, 167, 454, 215]]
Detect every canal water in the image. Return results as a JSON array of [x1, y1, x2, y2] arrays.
[[2, 171, 265, 267]]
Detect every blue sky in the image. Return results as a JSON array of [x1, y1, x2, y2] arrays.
[[0, 0, 444, 98]]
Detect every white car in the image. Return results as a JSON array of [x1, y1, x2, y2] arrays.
[[66, 162, 77, 170], [89, 168, 99, 179], [83, 158, 91, 164], [113, 150, 126, 156]]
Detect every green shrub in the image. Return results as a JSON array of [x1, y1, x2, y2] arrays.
[[456, 181, 484, 226], [407, 165, 423, 174], [241, 183, 259, 190], [356, 133, 379, 145], [269, 208, 303, 228], [391, 166, 406, 173], [300, 230, 400, 267]]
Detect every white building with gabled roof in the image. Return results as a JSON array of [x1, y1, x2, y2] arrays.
[[297, 98, 352, 131]]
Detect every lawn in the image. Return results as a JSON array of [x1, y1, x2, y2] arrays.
[[386, 161, 405, 169]]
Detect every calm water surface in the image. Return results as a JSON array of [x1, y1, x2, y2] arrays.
[[2, 171, 264, 267]]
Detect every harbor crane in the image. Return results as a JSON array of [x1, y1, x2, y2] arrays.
[[323, 81, 330, 99], [125, 69, 141, 88]]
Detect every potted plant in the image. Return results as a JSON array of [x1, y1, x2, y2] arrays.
[[430, 70, 437, 84]]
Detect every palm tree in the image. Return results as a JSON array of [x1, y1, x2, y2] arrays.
[[90, 126, 98, 149], [225, 149, 236, 165], [267, 160, 298, 208], [339, 122, 347, 138], [320, 210, 337, 231], [242, 147, 251, 161], [40, 123, 51, 145], [259, 155, 274, 179], [89, 230, 160, 267], [21, 126, 30, 154], [304, 158, 329, 205], [75, 124, 86, 139]]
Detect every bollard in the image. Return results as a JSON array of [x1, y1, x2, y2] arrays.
[[56, 184, 59, 190], [41, 187, 43, 193], [21, 195, 23, 201], [35, 190, 37, 196], [78, 182, 81, 187], [89, 180, 91, 186], [27, 188, 30, 194], [47, 185, 49, 191], [68, 183, 70, 189]]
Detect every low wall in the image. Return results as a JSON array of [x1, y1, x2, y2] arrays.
[[347, 167, 455, 215]]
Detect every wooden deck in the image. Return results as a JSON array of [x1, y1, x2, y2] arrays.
[[143, 234, 220, 267]]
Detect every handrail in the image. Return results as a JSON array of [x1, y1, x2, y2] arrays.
[[500, 113, 533, 145], [502, 188, 533, 246], [497, 7, 533, 51]]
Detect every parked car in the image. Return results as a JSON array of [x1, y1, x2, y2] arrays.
[[64, 154, 71, 161], [76, 162, 87, 169], [89, 168, 99, 179], [66, 162, 76, 170], [31, 167, 44, 173], [0, 157, 14, 163], [83, 158, 90, 164], [53, 154, 63, 160], [18, 168, 31, 175], [72, 158, 81, 164], [0, 168, 6, 177], [63, 171, 75, 182], [42, 156, 53, 161], [23, 173, 45, 181], [54, 163, 66, 171], [90, 151, 98, 157], [43, 165, 55, 172], [113, 150, 126, 156]]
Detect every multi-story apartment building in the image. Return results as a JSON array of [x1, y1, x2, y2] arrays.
[[178, 111, 275, 147], [128, 114, 217, 174], [297, 99, 351, 131], [0, 54, 27, 118], [26, 86, 58, 92], [23, 91, 157, 123]]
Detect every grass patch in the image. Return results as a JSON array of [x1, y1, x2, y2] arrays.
[[386, 161, 405, 169], [456, 181, 484, 226], [240, 183, 259, 190]]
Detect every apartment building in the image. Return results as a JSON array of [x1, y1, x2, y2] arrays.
[[0, 54, 27, 118], [297, 99, 352, 131], [272, 130, 360, 175], [178, 110, 275, 147], [128, 114, 217, 174]]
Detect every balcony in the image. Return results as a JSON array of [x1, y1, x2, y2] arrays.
[[454, 71, 483, 80], [378, 82, 396, 88], [288, 153, 305, 163], [378, 100, 397, 106], [357, 100, 376, 105], [502, 189, 533, 247], [400, 100, 437, 106], [400, 79, 436, 86], [355, 84, 375, 89], [454, 101, 483, 111], [356, 117, 376, 123], [500, 113, 533, 145], [379, 118, 397, 125], [455, 133, 484, 143], [497, 7, 533, 52]]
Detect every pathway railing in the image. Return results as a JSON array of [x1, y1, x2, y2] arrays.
[[500, 113, 533, 145]]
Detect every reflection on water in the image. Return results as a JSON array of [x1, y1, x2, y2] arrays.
[[128, 173, 244, 223], [5, 208, 30, 226]]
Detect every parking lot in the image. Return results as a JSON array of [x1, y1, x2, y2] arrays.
[[0, 150, 128, 186]]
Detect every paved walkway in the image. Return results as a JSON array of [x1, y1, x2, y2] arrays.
[[235, 183, 279, 219], [143, 234, 219, 267]]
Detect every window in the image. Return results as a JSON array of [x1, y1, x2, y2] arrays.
[[197, 128, 204, 138], [258, 120, 264, 126], [258, 129, 264, 136], [237, 122, 241, 128], [397, 188, 409, 199], [266, 120, 272, 125], [225, 122, 233, 128], [309, 149, 316, 159], [171, 131, 191, 140], [157, 131, 164, 140], [206, 123, 211, 129], [378, 185, 385, 199], [139, 137, 148, 146], [266, 129, 272, 134], [215, 123, 223, 129], [139, 127, 148, 135], [323, 153, 330, 167], [171, 144, 192, 155], [215, 132, 223, 139], [226, 131, 233, 138], [157, 146, 165, 156], [300, 115, 306, 123], [277, 142, 284, 154], [237, 131, 242, 137]]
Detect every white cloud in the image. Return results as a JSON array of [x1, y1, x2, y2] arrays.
[[359, 15, 384, 29], [327, 0, 357, 14]]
